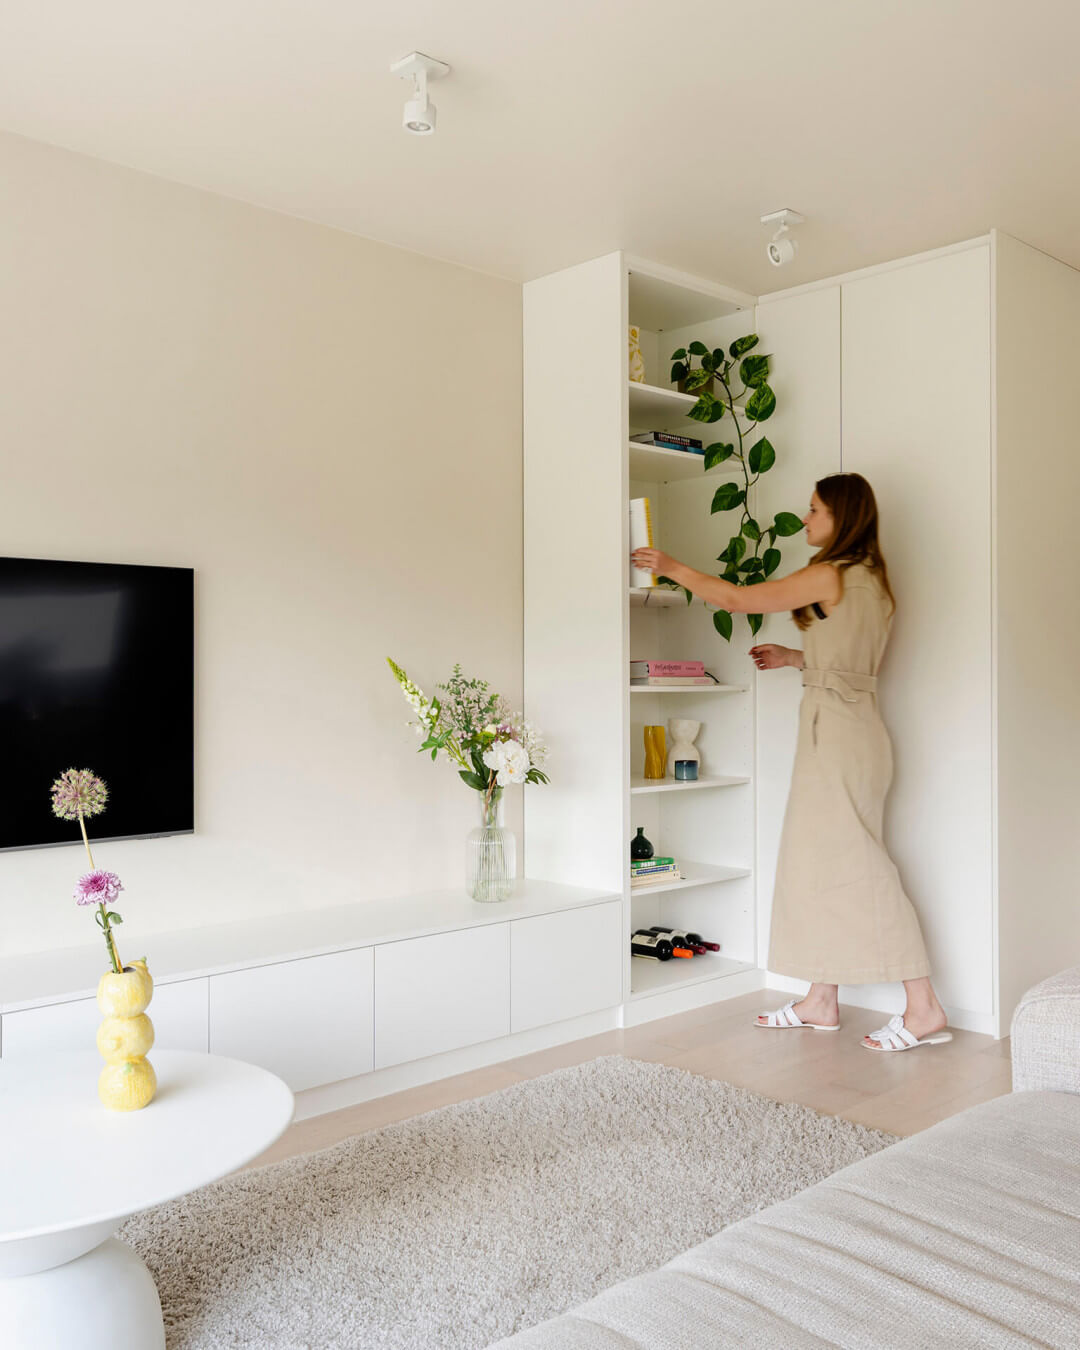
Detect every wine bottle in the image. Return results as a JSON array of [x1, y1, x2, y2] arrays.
[[631, 933, 673, 961], [649, 926, 719, 953], [647, 926, 705, 955], [633, 929, 693, 960]]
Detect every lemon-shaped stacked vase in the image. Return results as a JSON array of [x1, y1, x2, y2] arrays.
[[95, 958, 157, 1110]]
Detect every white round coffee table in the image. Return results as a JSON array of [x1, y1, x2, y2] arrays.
[[0, 1049, 294, 1349]]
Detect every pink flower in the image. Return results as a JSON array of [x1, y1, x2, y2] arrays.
[[51, 768, 109, 821], [74, 870, 123, 907]]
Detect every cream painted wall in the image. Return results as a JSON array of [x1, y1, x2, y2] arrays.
[[0, 131, 523, 956]]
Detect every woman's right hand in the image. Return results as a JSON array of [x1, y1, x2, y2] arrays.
[[749, 644, 798, 671]]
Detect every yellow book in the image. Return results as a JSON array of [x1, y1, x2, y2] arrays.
[[629, 497, 655, 589]]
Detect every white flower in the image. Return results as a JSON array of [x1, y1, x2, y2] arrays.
[[483, 739, 530, 786]]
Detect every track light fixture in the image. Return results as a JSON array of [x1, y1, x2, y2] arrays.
[[390, 51, 450, 136], [761, 209, 806, 267]]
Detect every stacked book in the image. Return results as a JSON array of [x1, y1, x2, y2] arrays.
[[630, 431, 704, 455], [631, 659, 713, 688], [631, 857, 682, 888]]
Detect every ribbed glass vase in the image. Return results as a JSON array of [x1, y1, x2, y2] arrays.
[[466, 788, 516, 902]]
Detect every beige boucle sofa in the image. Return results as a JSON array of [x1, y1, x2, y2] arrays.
[[494, 968, 1080, 1349]]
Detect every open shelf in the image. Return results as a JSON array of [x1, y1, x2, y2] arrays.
[[628, 440, 743, 483], [630, 774, 750, 795], [629, 586, 691, 608], [629, 953, 756, 1000], [630, 862, 751, 897], [630, 684, 747, 695], [627, 380, 698, 424]]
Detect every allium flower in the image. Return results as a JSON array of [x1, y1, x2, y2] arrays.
[[74, 869, 123, 907], [51, 768, 109, 821], [483, 739, 530, 786]]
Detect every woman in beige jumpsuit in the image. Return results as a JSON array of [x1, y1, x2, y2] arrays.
[[632, 472, 950, 1052]]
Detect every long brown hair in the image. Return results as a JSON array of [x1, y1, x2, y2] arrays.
[[792, 472, 895, 630]]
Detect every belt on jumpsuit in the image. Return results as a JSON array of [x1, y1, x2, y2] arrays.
[[801, 668, 878, 703]]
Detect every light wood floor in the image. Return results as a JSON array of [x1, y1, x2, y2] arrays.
[[251, 988, 1012, 1168]]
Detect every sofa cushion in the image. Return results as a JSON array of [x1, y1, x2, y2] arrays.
[[492, 1090, 1080, 1349]]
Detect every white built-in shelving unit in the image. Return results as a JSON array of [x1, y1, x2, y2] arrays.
[[524, 254, 761, 1020]]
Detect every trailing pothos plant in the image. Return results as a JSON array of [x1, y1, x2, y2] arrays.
[[665, 335, 803, 640]]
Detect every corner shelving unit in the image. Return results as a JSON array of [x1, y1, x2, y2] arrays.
[[523, 251, 761, 1025]]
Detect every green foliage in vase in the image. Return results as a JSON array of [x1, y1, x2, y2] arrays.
[[668, 336, 803, 640]]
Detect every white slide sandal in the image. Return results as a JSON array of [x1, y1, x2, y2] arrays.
[[755, 999, 840, 1031], [862, 1014, 953, 1052]]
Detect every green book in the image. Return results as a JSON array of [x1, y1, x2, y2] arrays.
[[631, 857, 675, 868]]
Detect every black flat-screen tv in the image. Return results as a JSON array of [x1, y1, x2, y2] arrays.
[[0, 557, 194, 851]]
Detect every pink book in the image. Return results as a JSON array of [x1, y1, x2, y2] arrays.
[[629, 659, 705, 677]]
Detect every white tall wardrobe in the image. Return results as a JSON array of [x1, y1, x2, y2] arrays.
[[524, 232, 1080, 1038]]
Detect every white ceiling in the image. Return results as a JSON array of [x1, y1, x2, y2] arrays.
[[1, 1, 1077, 292]]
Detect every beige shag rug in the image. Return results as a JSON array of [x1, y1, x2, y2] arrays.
[[119, 1055, 895, 1349]]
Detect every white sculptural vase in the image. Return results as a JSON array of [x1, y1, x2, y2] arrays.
[[667, 719, 701, 779]]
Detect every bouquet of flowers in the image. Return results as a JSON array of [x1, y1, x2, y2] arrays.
[[387, 660, 549, 820], [50, 767, 125, 974]]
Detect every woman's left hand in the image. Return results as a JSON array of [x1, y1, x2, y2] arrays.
[[631, 548, 675, 576]]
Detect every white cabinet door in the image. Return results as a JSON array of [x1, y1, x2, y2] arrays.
[[1, 978, 209, 1058], [841, 245, 993, 1016], [209, 948, 374, 1092], [375, 924, 510, 1069], [511, 901, 622, 1033]]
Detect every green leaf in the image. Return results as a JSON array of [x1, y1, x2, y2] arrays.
[[107, 913, 123, 925], [740, 556, 764, 573], [742, 517, 761, 540], [747, 613, 764, 637], [745, 383, 777, 422], [670, 347, 687, 360], [739, 354, 770, 388], [729, 335, 760, 359], [683, 368, 712, 391], [688, 340, 708, 355], [683, 588, 693, 605], [458, 770, 487, 791], [670, 361, 688, 382], [768, 526, 777, 544], [703, 442, 734, 470], [688, 392, 725, 424], [711, 482, 745, 514], [718, 534, 746, 564], [722, 565, 741, 582], [711, 348, 726, 367], [763, 547, 781, 576], [748, 437, 776, 476], [701, 350, 716, 374], [746, 573, 766, 586], [773, 511, 804, 537], [712, 610, 734, 641]]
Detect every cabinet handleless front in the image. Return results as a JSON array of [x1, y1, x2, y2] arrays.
[[374, 924, 510, 1069], [209, 947, 374, 1091]]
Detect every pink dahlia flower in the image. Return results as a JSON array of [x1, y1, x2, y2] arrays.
[[74, 869, 123, 907]]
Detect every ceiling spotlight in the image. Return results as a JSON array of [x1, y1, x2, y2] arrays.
[[391, 51, 450, 136], [761, 208, 805, 267]]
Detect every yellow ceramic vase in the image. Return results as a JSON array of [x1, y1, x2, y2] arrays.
[[643, 725, 667, 779], [96, 959, 157, 1111]]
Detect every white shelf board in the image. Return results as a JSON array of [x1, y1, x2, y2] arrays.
[[629, 586, 691, 608], [630, 774, 750, 795], [630, 684, 747, 695], [628, 440, 743, 483], [630, 862, 751, 897], [627, 380, 698, 424], [629, 953, 756, 1000], [0, 881, 621, 1014]]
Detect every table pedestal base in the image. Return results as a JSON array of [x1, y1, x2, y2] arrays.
[[0, 1237, 165, 1350]]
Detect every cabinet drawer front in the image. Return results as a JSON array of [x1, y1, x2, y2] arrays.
[[209, 948, 374, 1092], [375, 924, 510, 1069], [511, 901, 623, 1033], [1, 978, 209, 1058]]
